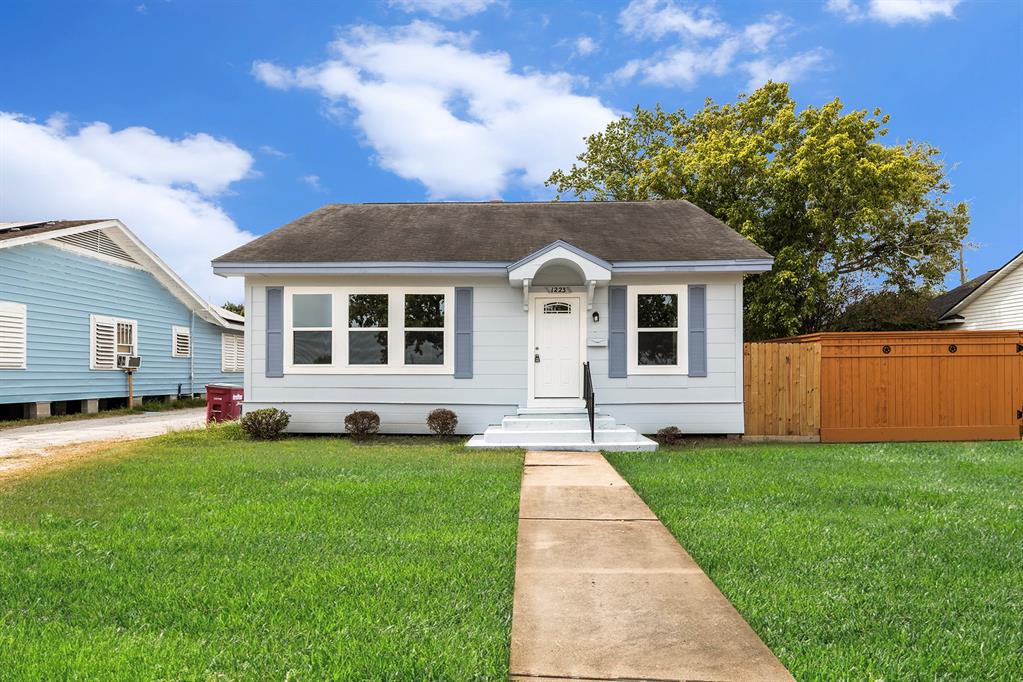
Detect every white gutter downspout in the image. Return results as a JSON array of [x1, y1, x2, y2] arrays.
[[189, 310, 195, 396]]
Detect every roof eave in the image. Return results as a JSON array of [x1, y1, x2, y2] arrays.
[[212, 257, 775, 277]]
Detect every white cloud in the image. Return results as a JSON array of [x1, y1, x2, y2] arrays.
[[743, 48, 829, 89], [613, 12, 815, 89], [619, 0, 726, 40], [253, 22, 616, 199], [389, 0, 498, 19], [259, 144, 288, 158], [0, 113, 254, 301], [301, 174, 325, 191], [826, 0, 961, 24], [575, 35, 598, 56]]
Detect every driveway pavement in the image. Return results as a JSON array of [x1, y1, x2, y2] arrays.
[[510, 450, 794, 681], [0, 408, 206, 470]]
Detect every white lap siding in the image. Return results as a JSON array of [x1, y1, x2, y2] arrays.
[[243, 272, 744, 435]]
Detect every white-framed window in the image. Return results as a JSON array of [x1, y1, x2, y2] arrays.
[[628, 285, 688, 375], [283, 286, 454, 374], [91, 315, 137, 370], [222, 333, 245, 372], [0, 301, 27, 370], [171, 325, 191, 358]]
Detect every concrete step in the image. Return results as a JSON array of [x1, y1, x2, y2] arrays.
[[516, 406, 587, 415], [465, 434, 657, 452], [483, 425, 641, 445], [501, 414, 617, 431]]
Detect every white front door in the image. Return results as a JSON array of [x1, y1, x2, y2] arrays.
[[533, 297, 581, 398]]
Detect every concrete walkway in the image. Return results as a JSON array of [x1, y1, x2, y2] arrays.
[[0, 408, 206, 469], [510, 451, 794, 682]]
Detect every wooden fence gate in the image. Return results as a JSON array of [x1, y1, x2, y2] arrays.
[[744, 331, 1023, 442]]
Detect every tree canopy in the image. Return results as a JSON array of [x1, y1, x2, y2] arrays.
[[547, 82, 969, 339]]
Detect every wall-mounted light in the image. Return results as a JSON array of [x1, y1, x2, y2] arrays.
[[592, 311, 600, 323]]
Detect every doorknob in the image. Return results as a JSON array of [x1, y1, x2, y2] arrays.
[[534, 353, 540, 363]]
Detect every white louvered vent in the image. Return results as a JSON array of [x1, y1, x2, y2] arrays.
[[55, 230, 138, 264], [172, 325, 191, 358], [222, 333, 244, 372], [0, 301, 27, 369]]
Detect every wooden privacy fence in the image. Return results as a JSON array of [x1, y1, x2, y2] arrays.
[[744, 331, 1023, 442]]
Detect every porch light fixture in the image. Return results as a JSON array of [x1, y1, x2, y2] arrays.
[[592, 311, 600, 323]]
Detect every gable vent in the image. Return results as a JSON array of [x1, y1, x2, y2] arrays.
[[54, 230, 138, 264]]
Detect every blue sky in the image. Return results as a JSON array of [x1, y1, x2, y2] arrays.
[[1, 0, 1020, 301]]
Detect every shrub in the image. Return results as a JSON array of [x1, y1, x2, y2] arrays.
[[426, 408, 459, 436], [345, 410, 380, 439], [240, 408, 290, 440], [655, 426, 684, 446]]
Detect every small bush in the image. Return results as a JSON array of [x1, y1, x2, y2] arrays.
[[426, 408, 459, 436], [655, 426, 684, 446], [345, 410, 380, 439], [240, 408, 290, 440]]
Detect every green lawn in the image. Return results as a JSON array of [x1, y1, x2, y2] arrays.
[[0, 427, 523, 680], [607, 441, 1023, 680]]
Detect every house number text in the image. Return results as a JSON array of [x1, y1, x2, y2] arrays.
[[546, 286, 570, 293]]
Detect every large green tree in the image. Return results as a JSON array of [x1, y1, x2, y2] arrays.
[[547, 82, 969, 339]]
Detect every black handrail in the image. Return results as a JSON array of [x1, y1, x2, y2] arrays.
[[583, 361, 595, 443]]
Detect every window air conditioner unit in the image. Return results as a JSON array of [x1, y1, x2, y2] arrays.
[[117, 355, 142, 369]]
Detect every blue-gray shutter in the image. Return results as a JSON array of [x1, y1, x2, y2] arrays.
[[688, 284, 707, 377], [454, 287, 473, 378], [265, 286, 284, 378], [608, 285, 627, 378]]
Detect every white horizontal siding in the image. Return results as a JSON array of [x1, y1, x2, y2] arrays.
[[957, 261, 1023, 330]]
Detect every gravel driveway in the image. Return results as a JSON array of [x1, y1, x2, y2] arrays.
[[0, 408, 206, 473]]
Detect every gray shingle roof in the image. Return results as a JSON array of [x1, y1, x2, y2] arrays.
[[0, 220, 107, 243], [929, 268, 1000, 318], [213, 201, 773, 264]]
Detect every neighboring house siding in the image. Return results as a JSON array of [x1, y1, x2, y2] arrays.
[[243, 273, 744, 435], [954, 262, 1023, 330], [0, 242, 242, 404]]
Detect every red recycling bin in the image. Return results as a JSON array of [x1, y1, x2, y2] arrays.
[[206, 384, 244, 423]]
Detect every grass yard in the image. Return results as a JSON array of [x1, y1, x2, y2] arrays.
[[608, 441, 1023, 680], [0, 427, 522, 680]]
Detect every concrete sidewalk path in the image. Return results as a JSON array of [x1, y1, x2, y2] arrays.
[[0, 408, 206, 467], [509, 450, 794, 682]]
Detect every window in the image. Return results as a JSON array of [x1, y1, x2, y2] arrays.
[[292, 293, 332, 365], [283, 286, 453, 374], [222, 333, 245, 372], [628, 286, 687, 374], [0, 301, 27, 370], [543, 301, 572, 314], [349, 294, 388, 365], [172, 325, 191, 358], [91, 315, 137, 370], [404, 294, 444, 365]]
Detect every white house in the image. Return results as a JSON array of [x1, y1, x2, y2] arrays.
[[212, 201, 773, 450], [931, 250, 1023, 330]]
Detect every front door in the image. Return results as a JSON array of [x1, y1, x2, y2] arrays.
[[533, 297, 581, 398]]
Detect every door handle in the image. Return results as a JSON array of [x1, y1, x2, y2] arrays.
[[534, 353, 541, 363]]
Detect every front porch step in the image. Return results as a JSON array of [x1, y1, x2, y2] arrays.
[[501, 414, 618, 431], [465, 434, 656, 452], [483, 425, 642, 445]]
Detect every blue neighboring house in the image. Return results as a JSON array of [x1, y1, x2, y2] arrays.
[[0, 219, 244, 420]]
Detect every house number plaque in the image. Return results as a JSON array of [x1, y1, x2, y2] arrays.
[[545, 286, 570, 293]]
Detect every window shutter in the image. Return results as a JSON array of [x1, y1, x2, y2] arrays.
[[0, 302, 27, 369], [454, 287, 473, 378], [608, 285, 627, 378], [91, 316, 116, 370], [222, 333, 244, 372], [265, 287, 284, 378], [688, 284, 707, 377], [172, 326, 191, 358]]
